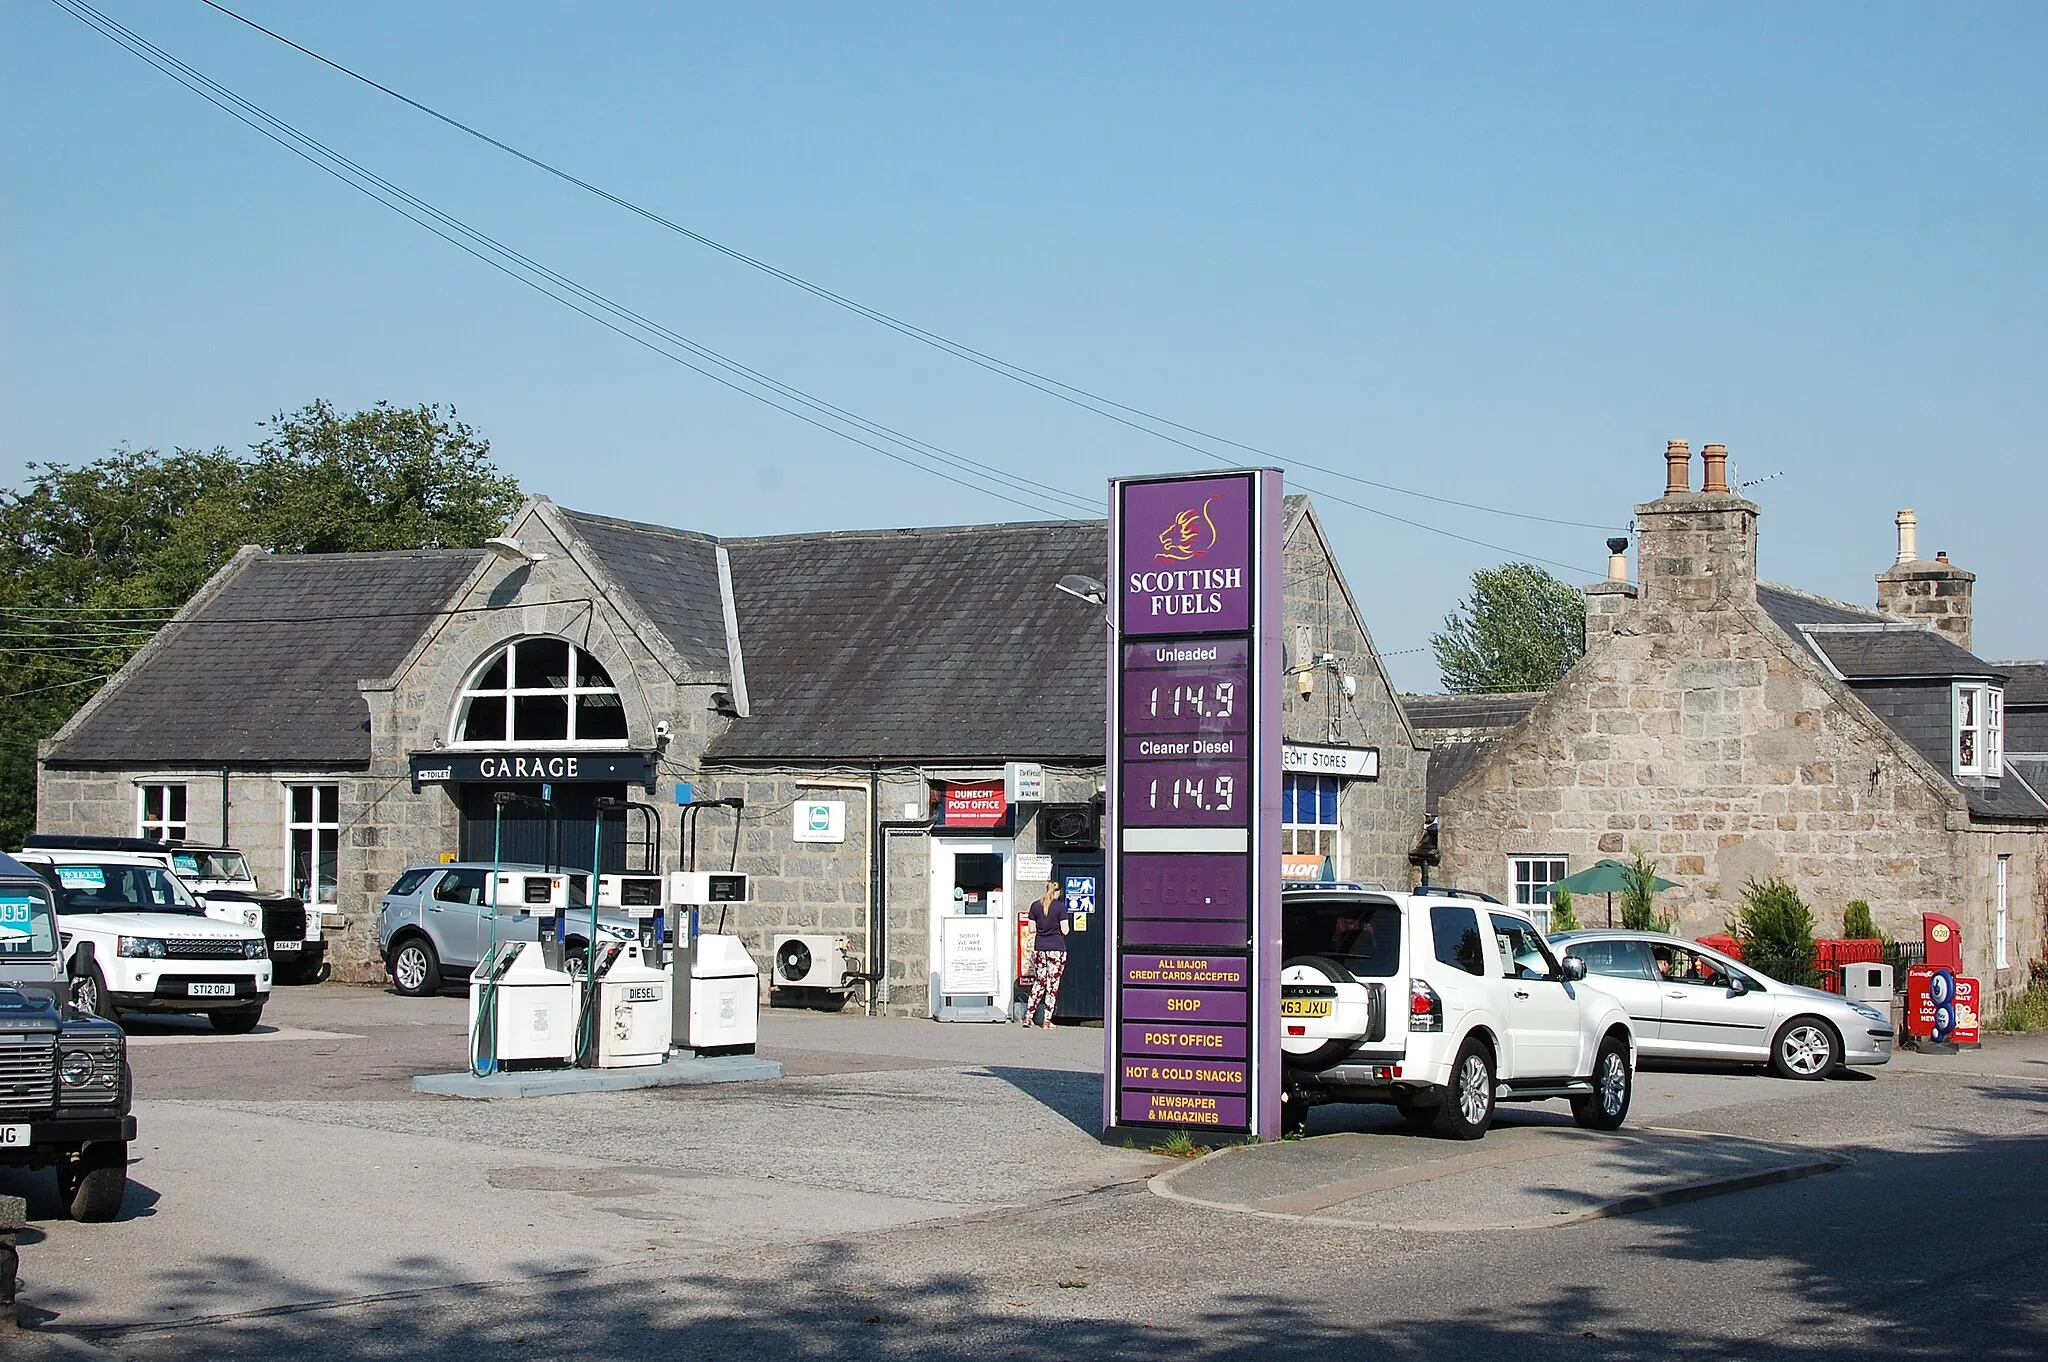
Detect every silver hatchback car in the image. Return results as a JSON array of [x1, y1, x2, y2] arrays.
[[1551, 931, 1893, 1079], [376, 862, 638, 996]]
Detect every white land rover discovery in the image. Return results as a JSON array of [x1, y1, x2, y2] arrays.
[[1280, 884, 1635, 1138], [15, 848, 272, 1033]]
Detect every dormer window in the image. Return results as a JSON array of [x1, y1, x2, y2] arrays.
[[1954, 682, 2004, 777]]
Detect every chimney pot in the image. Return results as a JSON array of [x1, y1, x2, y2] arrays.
[[1894, 509, 1918, 564], [1936, 550, 1949, 564], [1700, 444, 1730, 494], [1663, 440, 1692, 496], [1605, 536, 1629, 582]]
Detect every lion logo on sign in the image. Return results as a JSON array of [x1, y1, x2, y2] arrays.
[[1156, 495, 1221, 563]]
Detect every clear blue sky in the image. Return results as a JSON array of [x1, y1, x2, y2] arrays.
[[5, 2, 2043, 690]]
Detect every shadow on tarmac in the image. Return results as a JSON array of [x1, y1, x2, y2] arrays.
[[14, 1083, 2045, 1361]]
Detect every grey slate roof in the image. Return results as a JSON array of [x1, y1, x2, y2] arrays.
[[555, 509, 728, 673], [1756, 582, 1887, 635], [708, 520, 1107, 763], [1802, 627, 2005, 682], [1402, 692, 1543, 734], [1995, 661, 2048, 708], [46, 549, 482, 766]]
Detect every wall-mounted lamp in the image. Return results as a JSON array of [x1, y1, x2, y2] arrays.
[[1054, 574, 1108, 608], [484, 535, 547, 564]]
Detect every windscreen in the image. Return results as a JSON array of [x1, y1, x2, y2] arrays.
[[173, 850, 253, 882], [0, 885, 58, 954], [47, 862, 203, 916], [1282, 898, 1402, 978]]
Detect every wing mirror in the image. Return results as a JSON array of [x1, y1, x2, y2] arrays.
[[1726, 975, 1749, 995], [1560, 957, 1587, 982]]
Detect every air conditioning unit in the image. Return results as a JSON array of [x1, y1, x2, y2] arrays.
[[1039, 802, 1101, 851], [771, 934, 848, 990]]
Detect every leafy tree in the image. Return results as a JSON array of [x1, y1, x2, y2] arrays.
[[1732, 878, 1819, 986], [1430, 562, 1586, 694], [0, 402, 521, 846], [1550, 886, 1580, 933]]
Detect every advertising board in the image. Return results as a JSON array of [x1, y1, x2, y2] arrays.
[[1103, 469, 1282, 1139]]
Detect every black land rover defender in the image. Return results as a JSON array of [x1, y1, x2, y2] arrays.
[[0, 850, 134, 1222]]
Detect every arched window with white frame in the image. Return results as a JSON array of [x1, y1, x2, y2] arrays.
[[452, 638, 629, 746]]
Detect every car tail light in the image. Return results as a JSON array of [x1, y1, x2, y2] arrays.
[[1409, 979, 1443, 1032]]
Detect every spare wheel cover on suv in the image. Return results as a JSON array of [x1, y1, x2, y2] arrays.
[[1281, 955, 1383, 1069]]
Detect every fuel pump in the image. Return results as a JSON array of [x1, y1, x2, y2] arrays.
[[668, 870, 760, 1054]]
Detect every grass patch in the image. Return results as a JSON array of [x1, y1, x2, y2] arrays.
[[1158, 1130, 1210, 1159]]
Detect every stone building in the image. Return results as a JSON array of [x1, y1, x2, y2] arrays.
[[35, 492, 1425, 1016], [1430, 442, 2046, 1006]]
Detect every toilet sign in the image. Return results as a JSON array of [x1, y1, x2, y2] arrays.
[[1104, 469, 1283, 1139]]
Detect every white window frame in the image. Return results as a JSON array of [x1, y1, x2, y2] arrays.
[[286, 783, 342, 909], [451, 638, 629, 748], [1953, 682, 2004, 777], [1510, 855, 1570, 933], [1996, 854, 2010, 970], [137, 783, 188, 842], [1281, 773, 1342, 867]]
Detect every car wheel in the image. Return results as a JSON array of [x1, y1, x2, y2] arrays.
[[1771, 1017, 1839, 1080], [71, 964, 117, 1022], [1432, 1038, 1496, 1140], [1572, 1035, 1633, 1131], [389, 936, 442, 996], [60, 1144, 129, 1222], [210, 1006, 263, 1035]]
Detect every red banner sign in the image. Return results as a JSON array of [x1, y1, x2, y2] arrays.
[[942, 782, 1008, 828]]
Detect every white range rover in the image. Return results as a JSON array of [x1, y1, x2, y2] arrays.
[[1279, 884, 1636, 1138], [15, 848, 272, 1033]]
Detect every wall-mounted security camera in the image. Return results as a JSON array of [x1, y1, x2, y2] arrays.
[[654, 719, 673, 741]]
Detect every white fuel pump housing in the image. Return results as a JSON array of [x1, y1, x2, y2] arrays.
[[677, 934, 760, 1054], [468, 941, 579, 1066], [590, 942, 672, 1068]]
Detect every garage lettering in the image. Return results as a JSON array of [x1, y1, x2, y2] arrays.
[[475, 756, 581, 780]]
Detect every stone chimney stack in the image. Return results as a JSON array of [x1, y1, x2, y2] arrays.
[[1877, 512, 1974, 649], [1634, 439, 1758, 613], [1585, 534, 1636, 638]]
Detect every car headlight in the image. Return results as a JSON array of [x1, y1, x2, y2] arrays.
[[1850, 1002, 1888, 1023], [117, 936, 168, 958], [61, 1051, 97, 1086], [243, 938, 269, 959], [243, 907, 261, 927]]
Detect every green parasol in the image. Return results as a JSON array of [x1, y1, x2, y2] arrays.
[[1556, 859, 1678, 927]]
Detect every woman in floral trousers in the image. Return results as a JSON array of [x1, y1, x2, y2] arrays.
[[1021, 880, 1071, 1029]]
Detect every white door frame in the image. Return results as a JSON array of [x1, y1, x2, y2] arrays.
[[928, 837, 1015, 1021]]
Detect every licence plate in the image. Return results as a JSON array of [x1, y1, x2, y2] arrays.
[[1280, 998, 1333, 1018], [272, 940, 301, 951], [188, 981, 235, 997], [0, 1124, 27, 1147]]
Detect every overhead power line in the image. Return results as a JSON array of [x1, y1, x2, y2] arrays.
[[197, 0, 1623, 542], [53, 0, 1096, 523], [57, 0, 1603, 575]]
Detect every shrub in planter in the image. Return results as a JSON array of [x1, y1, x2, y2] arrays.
[[1732, 878, 1818, 987], [1619, 851, 1671, 933], [1551, 888, 1580, 933]]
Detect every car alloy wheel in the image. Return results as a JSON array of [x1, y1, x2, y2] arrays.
[[1456, 1053, 1491, 1126], [1597, 1048, 1628, 1115], [394, 944, 430, 993], [1774, 1019, 1837, 1079]]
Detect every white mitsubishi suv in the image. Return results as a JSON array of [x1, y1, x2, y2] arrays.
[[1279, 884, 1635, 1138], [15, 848, 272, 1032]]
